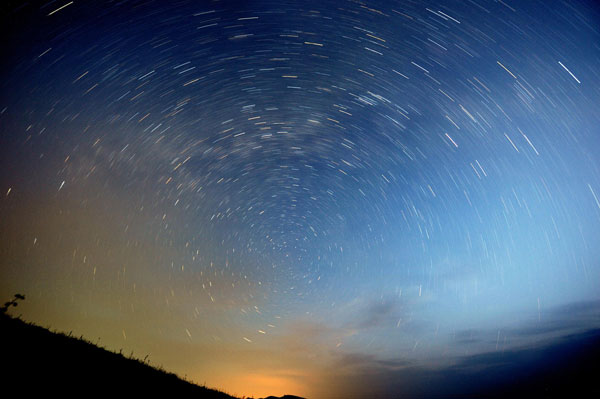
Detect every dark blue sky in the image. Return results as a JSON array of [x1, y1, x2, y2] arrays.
[[1, 1, 600, 397]]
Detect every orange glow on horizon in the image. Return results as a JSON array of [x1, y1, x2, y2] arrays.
[[238, 373, 306, 398], [196, 369, 312, 399]]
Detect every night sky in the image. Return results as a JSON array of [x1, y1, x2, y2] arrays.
[[1, 1, 600, 398]]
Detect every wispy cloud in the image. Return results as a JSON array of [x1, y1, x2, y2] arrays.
[[301, 300, 600, 398]]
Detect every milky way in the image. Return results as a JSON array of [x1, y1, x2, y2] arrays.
[[2, 1, 600, 398]]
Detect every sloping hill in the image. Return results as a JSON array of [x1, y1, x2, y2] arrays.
[[0, 312, 239, 397]]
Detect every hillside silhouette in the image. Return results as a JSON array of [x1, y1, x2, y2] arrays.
[[0, 306, 239, 397]]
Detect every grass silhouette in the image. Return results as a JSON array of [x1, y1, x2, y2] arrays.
[[0, 294, 241, 397]]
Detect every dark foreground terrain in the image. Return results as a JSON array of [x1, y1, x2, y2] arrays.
[[0, 312, 239, 397]]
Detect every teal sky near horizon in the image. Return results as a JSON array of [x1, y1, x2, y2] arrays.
[[1, 1, 600, 398]]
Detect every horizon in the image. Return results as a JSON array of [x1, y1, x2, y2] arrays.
[[1, 1, 600, 398]]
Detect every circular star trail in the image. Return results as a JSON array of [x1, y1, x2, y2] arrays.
[[1, 1, 600, 398]]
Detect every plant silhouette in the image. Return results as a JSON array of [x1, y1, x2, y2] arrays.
[[0, 293, 25, 313]]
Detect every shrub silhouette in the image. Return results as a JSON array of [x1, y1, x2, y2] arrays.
[[0, 293, 25, 313]]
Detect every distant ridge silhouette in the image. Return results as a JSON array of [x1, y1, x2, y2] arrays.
[[259, 396, 306, 399]]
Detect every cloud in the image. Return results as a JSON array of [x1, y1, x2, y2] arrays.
[[330, 351, 413, 374], [452, 328, 483, 344], [317, 327, 600, 398], [442, 328, 600, 397], [314, 300, 600, 398], [338, 295, 433, 336], [449, 299, 600, 349], [352, 299, 399, 329]]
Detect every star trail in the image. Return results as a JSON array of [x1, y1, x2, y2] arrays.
[[1, 1, 599, 397]]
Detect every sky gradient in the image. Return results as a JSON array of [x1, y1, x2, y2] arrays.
[[1, 1, 600, 397]]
